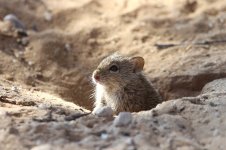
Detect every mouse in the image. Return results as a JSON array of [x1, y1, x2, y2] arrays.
[[92, 53, 162, 115]]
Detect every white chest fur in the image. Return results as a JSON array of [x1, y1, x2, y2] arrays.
[[95, 83, 104, 102], [95, 83, 120, 110]]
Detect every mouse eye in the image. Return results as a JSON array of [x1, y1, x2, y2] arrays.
[[109, 65, 119, 73]]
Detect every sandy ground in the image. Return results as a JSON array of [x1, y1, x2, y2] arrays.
[[1, 71, 226, 150], [1, 0, 226, 149]]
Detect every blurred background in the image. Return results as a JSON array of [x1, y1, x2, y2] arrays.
[[0, 0, 226, 110]]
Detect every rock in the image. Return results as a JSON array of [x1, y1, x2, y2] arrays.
[[64, 112, 90, 121], [20, 37, 29, 46], [44, 11, 52, 22], [0, 110, 7, 117], [65, 43, 71, 51], [202, 78, 226, 94], [87, 38, 97, 45], [100, 132, 109, 140], [3, 14, 25, 30], [31, 144, 52, 150], [11, 86, 19, 93], [8, 127, 19, 135], [38, 104, 52, 110], [0, 21, 12, 34], [114, 112, 132, 127], [0, 14, 27, 37], [93, 106, 113, 118]]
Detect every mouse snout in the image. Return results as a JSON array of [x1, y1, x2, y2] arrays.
[[93, 70, 100, 81], [94, 74, 100, 81]]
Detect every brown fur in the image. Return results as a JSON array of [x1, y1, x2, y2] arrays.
[[92, 54, 162, 114]]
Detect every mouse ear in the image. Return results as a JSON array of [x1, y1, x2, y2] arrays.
[[130, 57, 144, 72]]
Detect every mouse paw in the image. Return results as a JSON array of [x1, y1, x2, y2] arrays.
[[92, 106, 113, 117]]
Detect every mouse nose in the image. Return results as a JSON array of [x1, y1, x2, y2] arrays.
[[94, 74, 100, 81], [93, 70, 100, 81]]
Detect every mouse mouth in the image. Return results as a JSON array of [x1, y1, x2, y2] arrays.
[[93, 78, 100, 84]]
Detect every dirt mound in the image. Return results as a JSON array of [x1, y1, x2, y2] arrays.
[[0, 73, 226, 149]]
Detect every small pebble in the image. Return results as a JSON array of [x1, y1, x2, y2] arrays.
[[44, 11, 52, 22], [209, 102, 218, 107], [100, 132, 109, 140], [31, 144, 52, 150], [11, 86, 19, 93], [0, 110, 7, 117], [38, 104, 51, 110], [21, 37, 29, 45], [203, 62, 216, 68], [4, 14, 25, 30], [126, 137, 134, 145], [213, 128, 220, 136], [208, 22, 213, 28], [93, 106, 113, 117], [114, 112, 132, 127], [214, 111, 220, 118], [64, 113, 90, 121], [65, 43, 71, 51], [28, 61, 34, 66], [8, 127, 19, 135], [14, 51, 24, 58], [12, 59, 17, 63], [87, 38, 96, 45]]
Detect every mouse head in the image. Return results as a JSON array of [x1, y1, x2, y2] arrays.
[[92, 54, 144, 89]]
